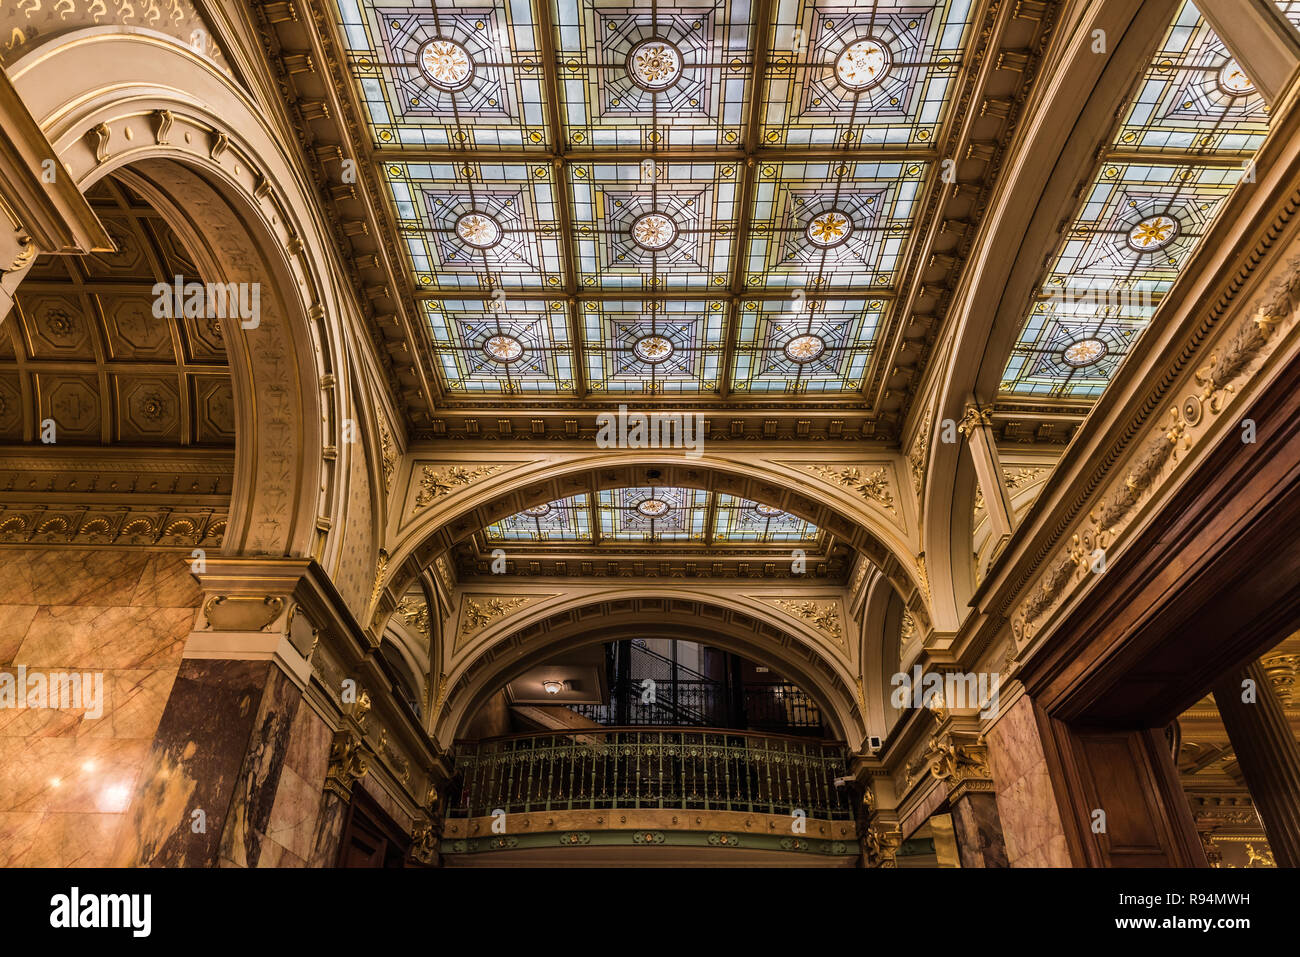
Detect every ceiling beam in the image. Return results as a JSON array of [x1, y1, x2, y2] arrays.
[[535, 0, 587, 398], [718, 0, 776, 400]]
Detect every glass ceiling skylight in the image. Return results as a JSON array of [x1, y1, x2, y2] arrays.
[[999, 0, 1299, 400], [329, 0, 976, 396], [485, 487, 822, 544]]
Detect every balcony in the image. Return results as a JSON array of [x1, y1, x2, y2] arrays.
[[443, 728, 859, 865]]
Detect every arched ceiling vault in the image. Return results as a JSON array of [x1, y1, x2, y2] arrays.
[[379, 452, 925, 631], [436, 593, 866, 749]]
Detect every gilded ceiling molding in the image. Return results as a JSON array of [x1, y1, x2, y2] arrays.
[[805, 464, 896, 514], [433, 554, 456, 594], [768, 598, 844, 646], [907, 407, 934, 497], [412, 464, 505, 512], [956, 402, 993, 438], [0, 506, 226, 548], [1010, 254, 1300, 652], [380, 423, 397, 493], [366, 549, 389, 620]]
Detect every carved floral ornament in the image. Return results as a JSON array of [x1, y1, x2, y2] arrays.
[[413, 464, 505, 511], [806, 464, 896, 513], [905, 732, 992, 790], [770, 598, 843, 645], [396, 596, 430, 636], [457, 595, 537, 640], [1010, 255, 1300, 652]]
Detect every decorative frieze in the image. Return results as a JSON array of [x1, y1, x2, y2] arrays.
[[1011, 256, 1300, 650]]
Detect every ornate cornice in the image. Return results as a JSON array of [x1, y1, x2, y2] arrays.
[[1010, 254, 1300, 652]]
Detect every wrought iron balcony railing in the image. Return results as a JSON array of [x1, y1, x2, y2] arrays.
[[449, 728, 852, 820], [567, 681, 825, 734]]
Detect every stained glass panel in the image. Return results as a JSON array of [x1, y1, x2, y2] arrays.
[[764, 0, 975, 148], [582, 298, 727, 393], [486, 494, 593, 540], [745, 159, 926, 291], [999, 1, 1264, 400], [713, 494, 820, 542], [332, 0, 550, 150], [568, 161, 739, 291], [425, 297, 575, 393], [486, 488, 823, 544], [554, 0, 755, 149], [732, 296, 882, 393]]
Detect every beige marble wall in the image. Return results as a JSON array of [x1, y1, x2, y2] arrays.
[[0, 549, 198, 866], [259, 702, 333, 867], [984, 694, 1072, 867]]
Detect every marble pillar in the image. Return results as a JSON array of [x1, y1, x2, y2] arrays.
[[984, 695, 1071, 866], [949, 789, 1010, 868], [111, 657, 303, 866]]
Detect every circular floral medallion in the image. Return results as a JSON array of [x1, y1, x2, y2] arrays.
[[630, 211, 678, 251], [835, 38, 893, 90], [627, 38, 684, 91], [1217, 58, 1254, 95], [754, 503, 785, 517], [633, 335, 674, 364], [483, 334, 524, 364], [455, 211, 504, 249], [636, 498, 671, 518], [1062, 337, 1108, 369], [523, 504, 552, 517], [419, 38, 475, 91], [1126, 214, 1179, 252], [784, 333, 827, 363], [806, 208, 853, 248]]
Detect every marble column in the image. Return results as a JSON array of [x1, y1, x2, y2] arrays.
[[1213, 660, 1300, 868], [949, 788, 1010, 868], [111, 579, 313, 867]]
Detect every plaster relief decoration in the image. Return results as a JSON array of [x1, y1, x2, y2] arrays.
[[768, 598, 844, 647], [412, 463, 506, 513], [455, 594, 555, 651], [907, 407, 934, 496], [396, 595, 430, 637], [805, 464, 896, 514], [1011, 255, 1300, 652], [380, 423, 397, 492], [900, 610, 916, 649]]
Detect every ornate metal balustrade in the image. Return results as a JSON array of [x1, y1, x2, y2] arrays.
[[449, 728, 852, 820]]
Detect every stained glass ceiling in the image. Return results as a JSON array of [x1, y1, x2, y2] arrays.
[[999, 0, 1300, 401], [330, 0, 976, 397], [485, 487, 823, 545]]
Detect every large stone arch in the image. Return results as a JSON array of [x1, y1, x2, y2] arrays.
[[434, 591, 868, 751], [380, 451, 927, 633], [920, 2, 1178, 631], [7, 27, 364, 565]]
